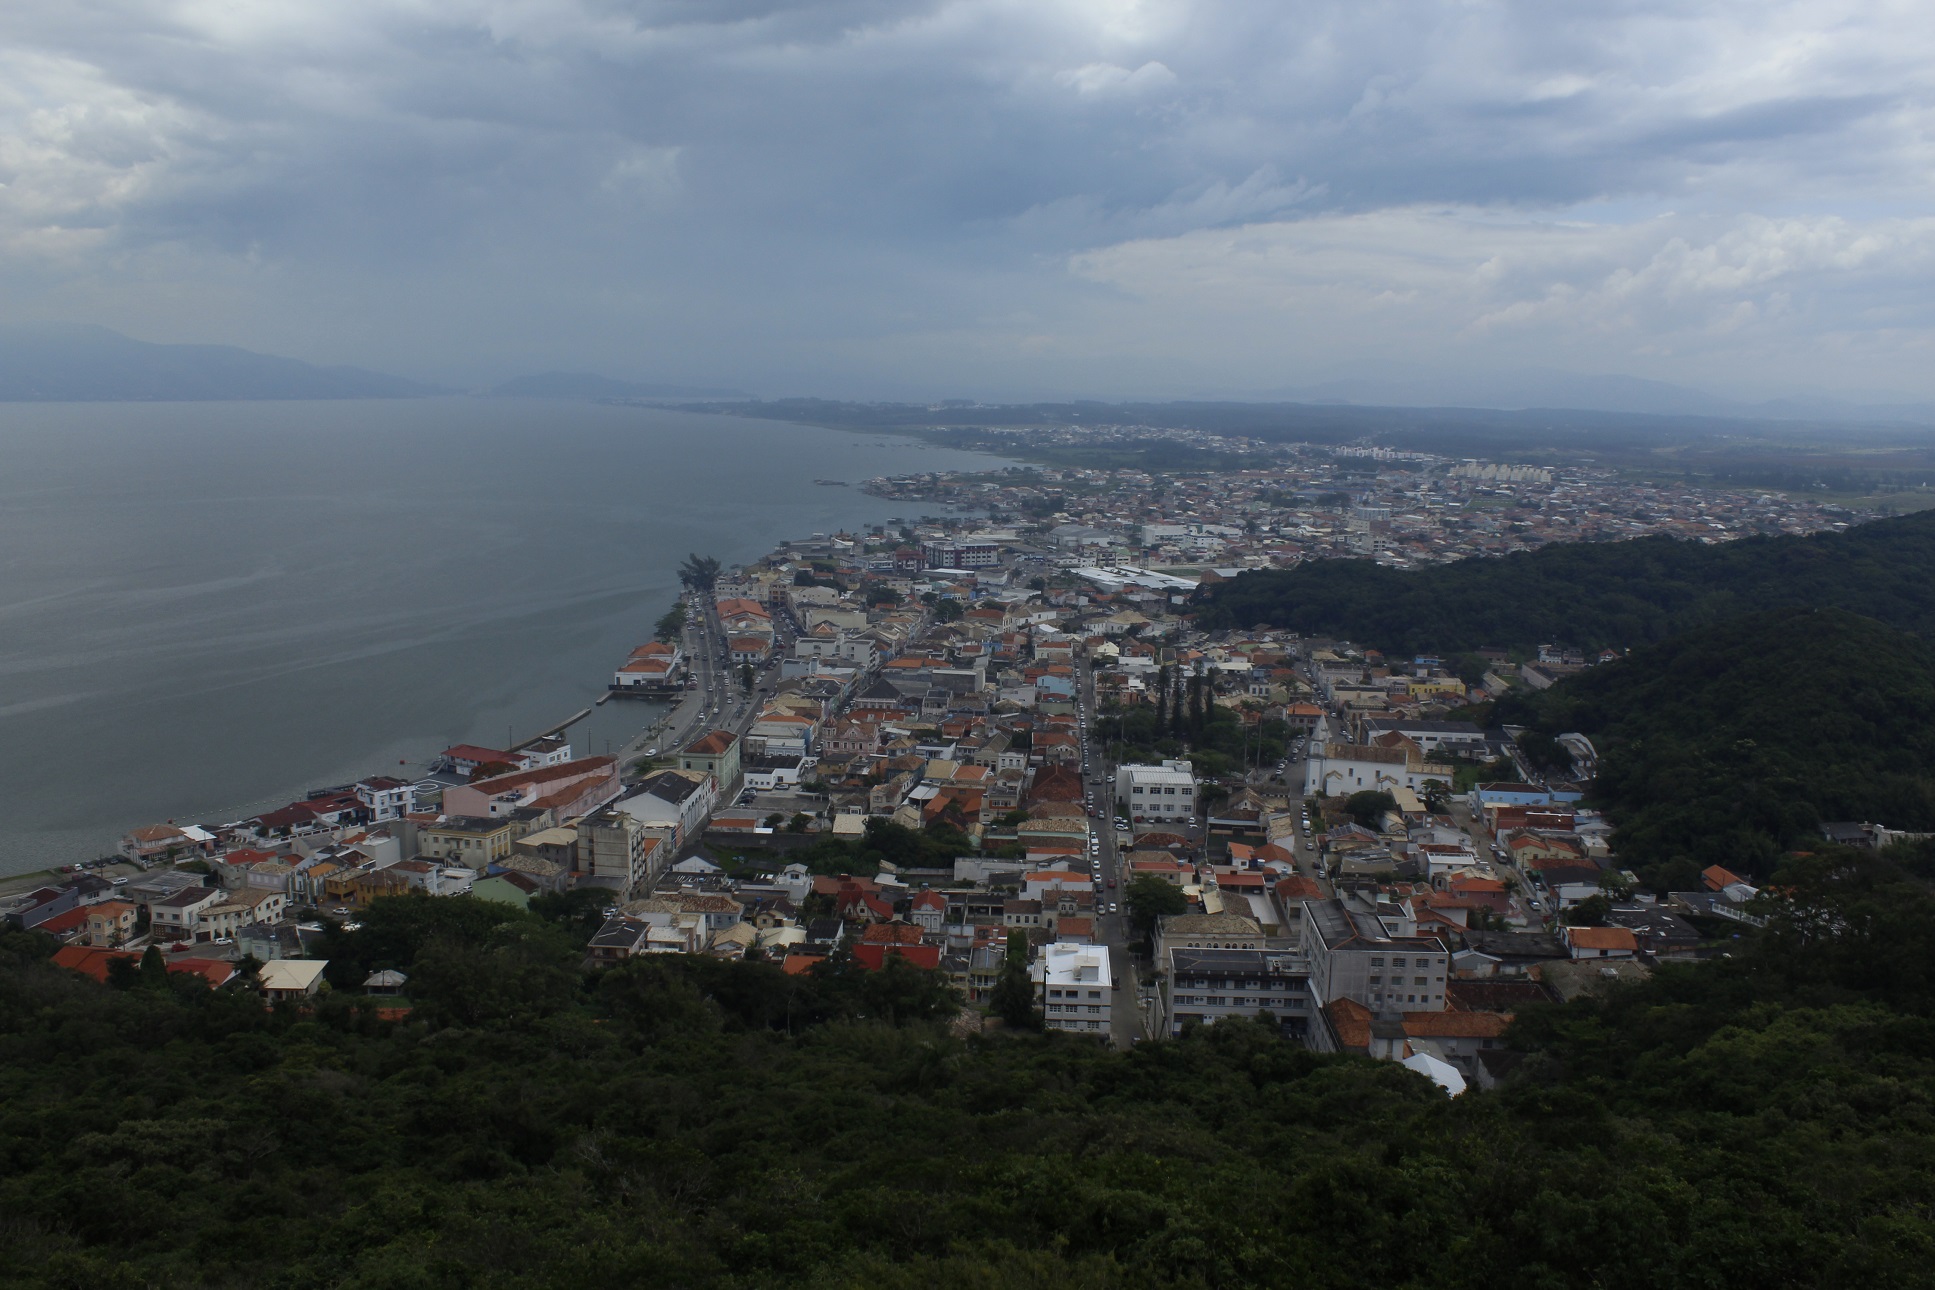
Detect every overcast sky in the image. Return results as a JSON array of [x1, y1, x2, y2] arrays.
[[4, 1, 1933, 400]]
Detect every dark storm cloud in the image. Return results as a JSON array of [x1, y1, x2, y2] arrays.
[[2, 1, 1931, 396]]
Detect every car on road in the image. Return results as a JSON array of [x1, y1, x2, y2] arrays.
[[1107, 902, 1118, 914]]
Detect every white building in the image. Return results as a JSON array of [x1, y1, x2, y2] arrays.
[[1033, 941, 1113, 1036], [1302, 742, 1455, 797], [1118, 760, 1198, 825], [615, 770, 716, 850], [354, 776, 415, 822]]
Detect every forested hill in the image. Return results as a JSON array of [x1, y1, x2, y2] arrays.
[[9, 851, 1935, 1288], [1502, 607, 1935, 889], [1192, 509, 1935, 654]]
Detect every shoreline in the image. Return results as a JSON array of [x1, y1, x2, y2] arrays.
[[0, 428, 1013, 881]]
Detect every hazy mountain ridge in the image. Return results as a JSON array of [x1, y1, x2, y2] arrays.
[[0, 326, 438, 401], [491, 371, 745, 400]]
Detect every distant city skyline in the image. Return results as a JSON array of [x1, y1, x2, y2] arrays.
[[4, 2, 1933, 403]]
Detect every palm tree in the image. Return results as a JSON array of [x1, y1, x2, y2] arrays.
[[677, 553, 722, 592]]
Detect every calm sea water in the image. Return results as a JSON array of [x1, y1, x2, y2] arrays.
[[0, 399, 1006, 876]]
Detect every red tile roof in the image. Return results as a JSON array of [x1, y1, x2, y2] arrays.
[[36, 907, 91, 936], [851, 943, 942, 972], [1565, 926, 1638, 951], [52, 946, 238, 988]]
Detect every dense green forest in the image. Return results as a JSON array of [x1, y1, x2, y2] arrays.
[[1193, 509, 1935, 655], [1500, 608, 1935, 890], [7, 847, 1935, 1288]]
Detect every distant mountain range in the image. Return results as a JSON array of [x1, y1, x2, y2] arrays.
[[0, 325, 437, 401], [6, 324, 1927, 424], [490, 371, 745, 400]]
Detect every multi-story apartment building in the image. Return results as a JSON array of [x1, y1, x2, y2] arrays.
[[576, 809, 673, 899], [1164, 948, 1311, 1038], [1033, 941, 1112, 1036], [1117, 760, 1198, 824], [1301, 897, 1450, 1012]]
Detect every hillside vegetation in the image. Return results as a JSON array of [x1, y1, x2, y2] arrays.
[[1193, 509, 1935, 654], [1500, 607, 1935, 890], [8, 853, 1935, 1289]]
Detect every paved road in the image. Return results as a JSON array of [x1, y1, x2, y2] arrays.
[[617, 594, 787, 771], [1072, 660, 1146, 1048]]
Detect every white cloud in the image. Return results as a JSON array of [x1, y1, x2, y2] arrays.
[[1055, 60, 1176, 96], [1067, 208, 1935, 393]]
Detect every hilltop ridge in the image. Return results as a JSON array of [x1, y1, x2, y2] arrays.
[[1193, 508, 1935, 654]]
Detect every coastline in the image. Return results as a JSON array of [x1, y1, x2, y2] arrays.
[[0, 400, 1021, 878]]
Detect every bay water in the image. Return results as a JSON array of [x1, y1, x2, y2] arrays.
[[0, 399, 1005, 876]]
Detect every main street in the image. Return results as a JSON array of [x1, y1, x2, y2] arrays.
[[617, 591, 785, 775], [1075, 658, 1146, 1048]]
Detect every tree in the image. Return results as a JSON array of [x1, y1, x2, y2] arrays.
[[654, 603, 688, 643], [1126, 875, 1188, 941], [677, 553, 722, 592], [1597, 867, 1638, 901], [1344, 790, 1398, 827], [1562, 894, 1611, 926], [787, 812, 812, 833], [138, 944, 169, 990], [932, 598, 965, 623], [529, 888, 620, 946], [740, 662, 756, 691], [989, 935, 1040, 1030]]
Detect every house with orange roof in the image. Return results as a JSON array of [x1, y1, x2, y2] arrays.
[[52, 945, 237, 989], [32, 905, 91, 942], [1562, 925, 1638, 959], [858, 922, 928, 948], [851, 942, 942, 972], [715, 597, 773, 635], [1128, 856, 1194, 886], [679, 730, 742, 795], [781, 952, 826, 976], [1702, 864, 1745, 891]]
